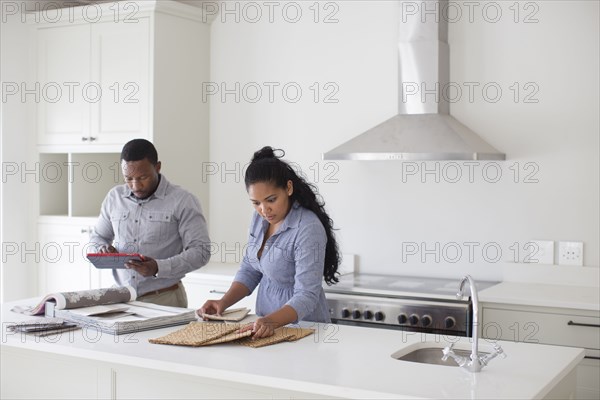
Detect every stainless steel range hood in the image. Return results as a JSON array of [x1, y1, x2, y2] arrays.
[[323, 0, 505, 161]]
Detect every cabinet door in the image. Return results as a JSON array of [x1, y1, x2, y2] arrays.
[[91, 18, 150, 144], [482, 304, 600, 400], [182, 275, 257, 312], [37, 24, 91, 145], [577, 357, 600, 400], [182, 278, 231, 310], [482, 306, 600, 349], [38, 221, 94, 294], [90, 268, 116, 291]]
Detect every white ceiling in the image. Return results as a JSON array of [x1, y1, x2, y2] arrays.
[[72, 0, 210, 9]]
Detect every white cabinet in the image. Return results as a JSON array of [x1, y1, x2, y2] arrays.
[[33, 0, 210, 204], [38, 153, 119, 290], [577, 357, 600, 400], [33, 1, 211, 296], [36, 24, 91, 144], [182, 272, 258, 312], [90, 19, 150, 145], [39, 152, 121, 218], [481, 302, 600, 400], [36, 7, 150, 146], [37, 217, 97, 294], [1, 347, 334, 400]]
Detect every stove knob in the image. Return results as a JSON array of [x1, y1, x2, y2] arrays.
[[397, 313, 408, 324], [375, 311, 385, 321], [352, 309, 361, 319], [444, 317, 456, 329], [363, 310, 373, 320], [409, 314, 419, 326], [341, 308, 350, 318], [421, 315, 432, 327]]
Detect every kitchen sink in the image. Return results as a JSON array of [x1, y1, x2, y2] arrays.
[[391, 343, 489, 366]]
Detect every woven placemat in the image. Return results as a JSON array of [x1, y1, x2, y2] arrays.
[[149, 323, 315, 348], [281, 327, 315, 341], [238, 333, 296, 348], [238, 327, 315, 348], [202, 307, 250, 322], [149, 322, 242, 347], [202, 329, 252, 345]]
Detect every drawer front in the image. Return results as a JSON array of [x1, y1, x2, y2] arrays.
[[182, 277, 257, 312], [482, 307, 600, 350], [577, 357, 600, 400]]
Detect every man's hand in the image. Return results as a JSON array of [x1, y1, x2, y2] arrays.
[[99, 245, 117, 253], [125, 256, 158, 277]]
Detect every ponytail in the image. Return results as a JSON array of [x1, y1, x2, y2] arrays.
[[245, 146, 341, 285]]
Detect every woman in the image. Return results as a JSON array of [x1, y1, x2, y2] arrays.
[[199, 146, 340, 338]]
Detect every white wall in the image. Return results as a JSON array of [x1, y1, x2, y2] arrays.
[[208, 1, 599, 281], [1, 0, 38, 301], [1, 1, 597, 299]]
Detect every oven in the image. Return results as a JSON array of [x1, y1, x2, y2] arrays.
[[324, 274, 499, 337]]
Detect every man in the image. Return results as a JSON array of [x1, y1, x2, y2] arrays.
[[90, 139, 210, 308]]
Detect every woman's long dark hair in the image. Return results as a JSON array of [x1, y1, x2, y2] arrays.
[[245, 146, 340, 285]]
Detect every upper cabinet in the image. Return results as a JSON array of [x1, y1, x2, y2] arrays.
[[91, 18, 150, 144], [31, 1, 211, 216], [36, 24, 92, 144], [36, 11, 150, 147], [30, 1, 211, 294], [28, 0, 210, 295], [32, 1, 210, 156]]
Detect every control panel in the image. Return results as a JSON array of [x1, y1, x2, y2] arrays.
[[326, 293, 470, 335]]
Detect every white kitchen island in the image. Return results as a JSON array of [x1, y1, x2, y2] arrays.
[[1, 300, 583, 399]]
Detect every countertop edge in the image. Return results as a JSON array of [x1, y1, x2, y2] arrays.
[[479, 282, 600, 312], [0, 329, 421, 400]]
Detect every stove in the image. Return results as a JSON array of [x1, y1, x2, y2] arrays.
[[324, 274, 499, 337]]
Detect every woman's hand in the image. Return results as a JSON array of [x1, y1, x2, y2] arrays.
[[239, 316, 277, 338], [239, 306, 297, 338], [197, 300, 225, 320], [196, 283, 251, 320]]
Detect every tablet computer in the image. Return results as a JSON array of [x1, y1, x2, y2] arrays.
[[86, 253, 145, 269]]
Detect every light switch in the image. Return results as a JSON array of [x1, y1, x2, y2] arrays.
[[529, 240, 554, 265]]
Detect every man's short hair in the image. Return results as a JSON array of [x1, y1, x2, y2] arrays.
[[121, 139, 158, 164]]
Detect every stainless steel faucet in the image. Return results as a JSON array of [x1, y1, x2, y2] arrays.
[[441, 275, 506, 372]]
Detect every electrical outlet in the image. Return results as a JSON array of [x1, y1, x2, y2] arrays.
[[529, 240, 554, 264], [558, 241, 584, 266]]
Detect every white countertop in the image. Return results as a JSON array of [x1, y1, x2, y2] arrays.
[[192, 265, 600, 312], [187, 262, 240, 280], [479, 281, 600, 312], [1, 300, 584, 399]]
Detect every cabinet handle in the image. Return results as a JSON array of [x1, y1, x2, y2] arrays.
[[89, 136, 97, 142], [81, 137, 89, 142], [81, 228, 90, 234], [209, 290, 226, 294], [567, 320, 600, 328]]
